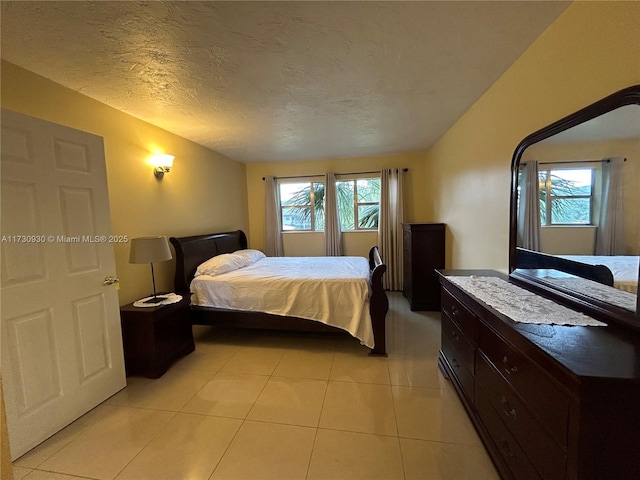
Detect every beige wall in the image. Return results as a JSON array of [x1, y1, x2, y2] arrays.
[[426, 1, 640, 272], [540, 226, 597, 255], [245, 151, 431, 256], [1, 61, 249, 305]]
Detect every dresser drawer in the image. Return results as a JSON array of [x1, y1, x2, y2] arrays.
[[478, 323, 569, 447], [477, 354, 566, 480], [476, 388, 542, 480], [441, 334, 474, 400], [442, 312, 475, 374], [441, 288, 477, 341]]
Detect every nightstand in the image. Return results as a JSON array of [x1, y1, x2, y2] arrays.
[[119, 295, 194, 378]]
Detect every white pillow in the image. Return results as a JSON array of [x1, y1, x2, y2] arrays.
[[233, 249, 266, 264], [195, 253, 250, 277]]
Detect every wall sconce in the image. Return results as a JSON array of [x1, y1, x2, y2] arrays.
[[152, 154, 174, 179]]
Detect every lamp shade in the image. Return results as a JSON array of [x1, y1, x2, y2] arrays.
[[129, 236, 172, 264], [151, 154, 174, 170]]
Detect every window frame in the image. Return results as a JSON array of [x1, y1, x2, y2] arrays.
[[278, 178, 325, 232], [538, 165, 596, 226], [335, 174, 381, 232], [276, 174, 382, 233]]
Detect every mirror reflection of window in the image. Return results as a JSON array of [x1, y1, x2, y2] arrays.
[[538, 166, 594, 225]]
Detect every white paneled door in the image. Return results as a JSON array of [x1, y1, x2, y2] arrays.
[[1, 110, 126, 459]]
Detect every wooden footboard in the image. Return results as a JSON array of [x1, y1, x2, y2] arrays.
[[169, 231, 388, 355], [369, 246, 388, 356]]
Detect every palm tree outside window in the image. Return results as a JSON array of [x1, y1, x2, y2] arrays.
[[278, 177, 381, 232], [537, 167, 594, 225]]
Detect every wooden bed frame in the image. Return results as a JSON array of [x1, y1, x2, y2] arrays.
[[169, 230, 389, 356]]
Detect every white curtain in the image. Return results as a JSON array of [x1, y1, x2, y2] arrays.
[[595, 157, 625, 255], [517, 161, 541, 251], [324, 172, 343, 256], [378, 168, 405, 291], [264, 176, 284, 257]]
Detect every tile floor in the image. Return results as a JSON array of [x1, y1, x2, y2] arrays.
[[12, 293, 500, 480]]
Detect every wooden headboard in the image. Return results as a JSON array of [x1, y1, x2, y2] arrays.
[[169, 230, 247, 293]]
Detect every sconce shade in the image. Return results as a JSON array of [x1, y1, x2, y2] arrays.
[[151, 154, 174, 169], [129, 236, 172, 264], [152, 154, 174, 179]]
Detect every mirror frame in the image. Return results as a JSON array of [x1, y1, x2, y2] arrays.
[[508, 84, 640, 331]]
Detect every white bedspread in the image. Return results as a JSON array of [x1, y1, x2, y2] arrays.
[[558, 255, 639, 293], [190, 256, 374, 348]]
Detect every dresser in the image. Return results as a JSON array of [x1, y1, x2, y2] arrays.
[[438, 270, 640, 480], [402, 223, 445, 310]]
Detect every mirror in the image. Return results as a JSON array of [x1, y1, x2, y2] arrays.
[[509, 85, 640, 330]]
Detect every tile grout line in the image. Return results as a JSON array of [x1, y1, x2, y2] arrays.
[[304, 350, 335, 479]]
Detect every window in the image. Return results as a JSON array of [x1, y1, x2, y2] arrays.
[[279, 181, 325, 231], [336, 177, 381, 230], [538, 167, 594, 225], [278, 176, 381, 232]]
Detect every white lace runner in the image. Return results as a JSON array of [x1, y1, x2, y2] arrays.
[[445, 276, 606, 327], [540, 276, 637, 312]]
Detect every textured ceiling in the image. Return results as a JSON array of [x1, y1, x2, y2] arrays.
[[1, 1, 569, 163]]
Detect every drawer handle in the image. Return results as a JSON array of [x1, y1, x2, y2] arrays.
[[500, 438, 517, 460], [451, 330, 459, 342], [502, 356, 519, 375], [501, 396, 518, 421], [451, 305, 459, 316], [451, 358, 460, 369]]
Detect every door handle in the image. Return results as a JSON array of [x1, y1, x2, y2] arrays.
[[103, 276, 119, 286]]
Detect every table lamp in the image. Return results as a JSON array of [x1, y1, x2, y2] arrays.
[[129, 236, 173, 304]]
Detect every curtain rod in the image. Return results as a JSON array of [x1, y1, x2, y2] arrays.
[[262, 168, 408, 181], [522, 158, 626, 166]]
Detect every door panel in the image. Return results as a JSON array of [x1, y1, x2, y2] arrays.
[[1, 181, 46, 284], [4, 309, 61, 415], [59, 186, 100, 271], [72, 294, 111, 380], [54, 138, 91, 173]]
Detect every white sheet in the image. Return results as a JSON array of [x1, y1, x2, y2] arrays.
[[190, 256, 374, 348], [558, 255, 639, 293]]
